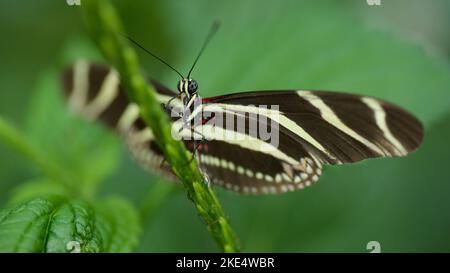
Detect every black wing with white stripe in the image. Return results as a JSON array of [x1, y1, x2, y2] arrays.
[[189, 90, 423, 194], [62, 61, 423, 195], [202, 90, 423, 164]]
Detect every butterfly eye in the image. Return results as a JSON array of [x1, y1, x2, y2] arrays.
[[188, 79, 198, 94]]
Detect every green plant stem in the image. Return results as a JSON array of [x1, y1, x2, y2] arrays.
[[81, 0, 240, 252], [0, 116, 79, 194]]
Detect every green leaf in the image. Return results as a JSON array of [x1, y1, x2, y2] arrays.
[[0, 196, 141, 252], [8, 178, 70, 205], [94, 197, 141, 252], [44, 199, 102, 253]]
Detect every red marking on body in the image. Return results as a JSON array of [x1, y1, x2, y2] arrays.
[[202, 96, 225, 104], [188, 142, 209, 152], [197, 143, 209, 152]]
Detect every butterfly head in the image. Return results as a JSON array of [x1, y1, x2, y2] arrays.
[[178, 78, 198, 98]]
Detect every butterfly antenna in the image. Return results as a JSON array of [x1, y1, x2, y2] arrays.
[[187, 21, 220, 79], [125, 35, 184, 79]]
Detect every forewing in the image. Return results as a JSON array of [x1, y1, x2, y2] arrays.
[[202, 90, 423, 165], [188, 89, 423, 194]]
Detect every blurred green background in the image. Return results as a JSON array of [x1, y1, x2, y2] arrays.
[[1, 0, 450, 252]]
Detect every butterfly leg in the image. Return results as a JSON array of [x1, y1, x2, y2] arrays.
[[188, 137, 206, 164], [159, 157, 168, 168], [183, 127, 206, 164], [162, 94, 185, 119], [158, 128, 205, 167], [164, 93, 182, 112]]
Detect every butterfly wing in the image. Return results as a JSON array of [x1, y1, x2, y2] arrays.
[[185, 89, 423, 194], [62, 62, 423, 195], [187, 120, 324, 194], [62, 61, 179, 181], [200, 90, 423, 164]]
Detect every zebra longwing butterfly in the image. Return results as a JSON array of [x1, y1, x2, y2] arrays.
[[62, 60, 423, 195], [62, 26, 423, 195]]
